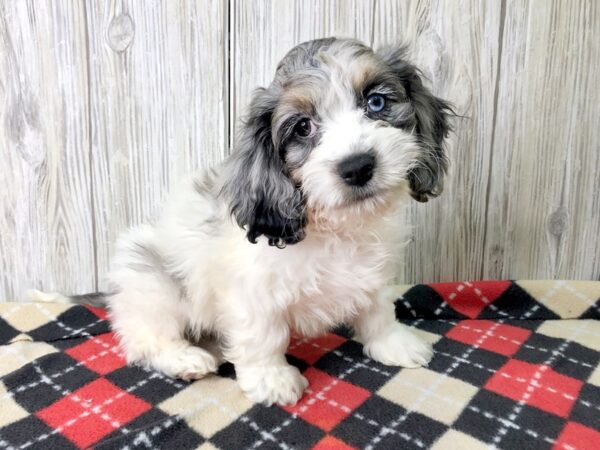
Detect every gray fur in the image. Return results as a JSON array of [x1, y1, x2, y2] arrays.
[[376, 45, 453, 202], [221, 38, 453, 246], [70, 292, 109, 307]]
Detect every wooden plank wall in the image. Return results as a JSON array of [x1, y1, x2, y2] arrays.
[[1, 0, 599, 300]]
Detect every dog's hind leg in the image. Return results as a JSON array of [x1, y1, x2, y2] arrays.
[[108, 228, 217, 381]]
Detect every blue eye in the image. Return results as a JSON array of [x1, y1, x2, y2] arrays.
[[367, 94, 386, 113]]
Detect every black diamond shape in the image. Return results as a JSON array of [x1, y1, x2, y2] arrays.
[[569, 383, 600, 429], [0, 415, 76, 449], [397, 284, 468, 320], [580, 303, 600, 319], [314, 340, 398, 391], [105, 365, 186, 404], [332, 395, 447, 449], [496, 318, 546, 332], [428, 337, 508, 387], [3, 352, 97, 411], [455, 389, 565, 449], [0, 316, 20, 344], [95, 408, 205, 449], [513, 332, 600, 380], [28, 305, 109, 343], [331, 325, 353, 339], [478, 283, 561, 320], [401, 318, 456, 336], [212, 404, 324, 450]]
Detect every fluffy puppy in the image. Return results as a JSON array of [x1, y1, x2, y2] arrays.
[[39, 38, 453, 405]]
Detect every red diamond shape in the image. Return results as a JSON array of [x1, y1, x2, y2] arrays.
[[430, 281, 511, 318], [65, 333, 126, 375], [283, 367, 370, 431], [37, 378, 151, 448], [288, 333, 347, 365], [553, 422, 600, 450], [446, 320, 531, 356], [485, 360, 583, 417], [313, 435, 357, 450], [85, 305, 108, 320]]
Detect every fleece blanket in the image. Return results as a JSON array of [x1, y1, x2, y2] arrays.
[[0, 280, 599, 450]]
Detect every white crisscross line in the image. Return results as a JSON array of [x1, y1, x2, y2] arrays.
[[433, 282, 513, 319], [365, 319, 503, 450], [250, 324, 432, 450], [562, 283, 600, 315], [398, 293, 419, 318], [0, 304, 183, 404], [106, 335, 391, 449], [0, 303, 30, 324], [489, 320, 591, 449], [0, 344, 131, 450], [288, 335, 393, 378], [552, 320, 600, 339], [533, 281, 600, 317], [250, 356, 427, 450], [346, 368, 558, 447], [116, 382, 305, 450], [434, 348, 600, 413], [14, 362, 178, 449], [440, 319, 596, 369]]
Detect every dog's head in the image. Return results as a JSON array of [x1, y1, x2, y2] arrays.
[[222, 38, 453, 247]]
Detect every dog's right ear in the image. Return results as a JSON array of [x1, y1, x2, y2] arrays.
[[220, 87, 306, 248]]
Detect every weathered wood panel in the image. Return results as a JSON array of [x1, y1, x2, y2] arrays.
[[1, 0, 599, 300], [0, 1, 96, 300], [484, 0, 600, 280], [85, 0, 227, 291]]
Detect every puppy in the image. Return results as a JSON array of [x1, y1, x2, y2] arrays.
[[38, 38, 453, 405]]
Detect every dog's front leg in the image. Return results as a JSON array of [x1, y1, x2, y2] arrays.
[[224, 307, 308, 406], [353, 289, 433, 368]]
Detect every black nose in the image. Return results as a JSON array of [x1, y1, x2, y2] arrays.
[[337, 153, 376, 187]]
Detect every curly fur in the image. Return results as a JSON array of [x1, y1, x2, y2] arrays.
[[50, 38, 452, 405]]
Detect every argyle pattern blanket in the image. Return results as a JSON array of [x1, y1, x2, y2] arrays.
[[0, 281, 599, 450]]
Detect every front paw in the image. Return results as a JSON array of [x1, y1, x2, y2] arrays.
[[236, 364, 309, 406], [363, 324, 433, 368]]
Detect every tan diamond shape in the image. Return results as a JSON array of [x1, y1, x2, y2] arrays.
[[378, 367, 478, 425], [0, 302, 72, 333], [517, 280, 600, 318], [537, 319, 600, 351], [0, 382, 29, 427], [0, 340, 58, 377], [159, 375, 253, 438], [431, 429, 489, 450]]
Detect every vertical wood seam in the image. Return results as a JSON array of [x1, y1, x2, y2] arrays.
[[81, 0, 98, 292], [227, 0, 235, 154], [223, 0, 231, 156], [480, 0, 507, 279]]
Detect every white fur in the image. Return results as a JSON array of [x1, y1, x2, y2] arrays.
[[105, 165, 432, 405], [92, 45, 435, 405]]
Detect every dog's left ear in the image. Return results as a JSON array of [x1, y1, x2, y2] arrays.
[[378, 45, 454, 202], [221, 87, 306, 247]]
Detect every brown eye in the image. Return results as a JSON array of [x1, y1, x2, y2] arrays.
[[294, 118, 315, 138]]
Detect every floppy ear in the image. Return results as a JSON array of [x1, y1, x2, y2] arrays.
[[221, 87, 306, 247], [378, 45, 453, 202]]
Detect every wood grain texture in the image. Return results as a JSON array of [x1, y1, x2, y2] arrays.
[[0, 1, 96, 300], [85, 0, 227, 291], [1, 0, 599, 300], [484, 0, 600, 281]]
